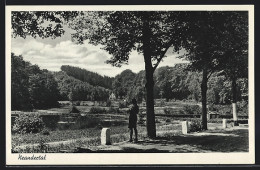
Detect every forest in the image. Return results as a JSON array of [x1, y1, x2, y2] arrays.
[[11, 53, 248, 112]]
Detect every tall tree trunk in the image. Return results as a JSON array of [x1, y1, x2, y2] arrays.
[[201, 67, 208, 130], [142, 12, 156, 138], [145, 67, 156, 138], [231, 77, 239, 126]]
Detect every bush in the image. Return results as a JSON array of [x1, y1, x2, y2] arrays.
[[74, 101, 80, 106], [163, 107, 180, 115], [118, 101, 126, 108], [208, 104, 218, 111], [182, 105, 201, 115], [40, 115, 60, 130], [69, 106, 80, 113], [138, 113, 145, 125], [189, 119, 202, 132], [89, 107, 106, 114], [237, 100, 248, 116], [106, 100, 112, 107], [12, 114, 45, 134], [41, 129, 50, 135], [159, 100, 165, 107]]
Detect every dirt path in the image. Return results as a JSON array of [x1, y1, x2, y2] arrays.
[[14, 123, 248, 153], [79, 126, 249, 153]]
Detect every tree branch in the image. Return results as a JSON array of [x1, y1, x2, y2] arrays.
[[206, 70, 214, 80], [152, 39, 174, 72]]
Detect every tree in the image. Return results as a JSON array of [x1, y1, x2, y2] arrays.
[[11, 11, 79, 39], [181, 11, 248, 129], [217, 12, 248, 125], [61, 65, 114, 89], [11, 53, 33, 110], [11, 53, 61, 110], [68, 11, 189, 138], [180, 12, 232, 130], [112, 69, 136, 99]]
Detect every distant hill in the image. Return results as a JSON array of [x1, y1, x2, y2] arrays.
[[61, 65, 114, 89], [53, 71, 110, 101]]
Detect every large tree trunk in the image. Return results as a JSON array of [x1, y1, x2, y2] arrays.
[[145, 67, 156, 138], [201, 67, 208, 130], [231, 77, 239, 126], [142, 12, 156, 138]]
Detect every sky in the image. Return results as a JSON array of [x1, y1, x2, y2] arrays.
[[11, 26, 188, 77]]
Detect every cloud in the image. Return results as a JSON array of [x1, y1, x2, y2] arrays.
[[11, 38, 113, 72], [11, 37, 188, 77]]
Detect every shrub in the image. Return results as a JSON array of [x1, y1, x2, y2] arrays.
[[138, 113, 145, 125], [208, 104, 218, 111], [74, 101, 80, 106], [118, 101, 126, 108], [40, 115, 60, 130], [237, 101, 248, 116], [159, 100, 165, 107], [41, 129, 50, 135], [163, 107, 180, 115], [89, 107, 106, 114], [106, 100, 112, 107], [69, 106, 80, 113], [189, 119, 202, 132], [12, 114, 45, 134], [182, 105, 201, 115]]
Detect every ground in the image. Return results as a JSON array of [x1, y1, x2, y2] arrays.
[[62, 125, 249, 153], [12, 101, 249, 153]]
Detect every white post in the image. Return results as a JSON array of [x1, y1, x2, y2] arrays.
[[101, 128, 111, 145], [182, 121, 189, 134], [232, 103, 238, 126], [223, 119, 227, 129]]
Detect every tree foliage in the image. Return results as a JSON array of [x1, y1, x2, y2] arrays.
[[53, 71, 110, 101], [178, 11, 248, 130], [11, 53, 60, 110], [12, 11, 79, 39], [11, 11, 248, 137], [61, 65, 114, 89]]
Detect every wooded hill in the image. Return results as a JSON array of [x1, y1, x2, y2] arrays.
[[114, 64, 248, 105], [60, 65, 114, 89], [11, 53, 248, 111]]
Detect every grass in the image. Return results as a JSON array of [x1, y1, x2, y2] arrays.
[[12, 100, 249, 153]]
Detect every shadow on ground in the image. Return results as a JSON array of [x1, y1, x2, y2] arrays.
[[74, 128, 248, 153], [139, 129, 249, 152]]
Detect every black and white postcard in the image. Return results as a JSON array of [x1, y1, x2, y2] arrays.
[[5, 5, 255, 165]]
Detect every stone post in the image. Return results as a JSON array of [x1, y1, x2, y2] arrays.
[[232, 103, 239, 126], [182, 121, 189, 134], [101, 128, 111, 145], [223, 119, 227, 128]]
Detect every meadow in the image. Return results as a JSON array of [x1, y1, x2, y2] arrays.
[[11, 100, 248, 153]]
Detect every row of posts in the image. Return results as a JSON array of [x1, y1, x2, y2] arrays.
[[100, 119, 230, 145], [182, 119, 228, 134]]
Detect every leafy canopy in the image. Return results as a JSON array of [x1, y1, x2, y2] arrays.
[[68, 11, 188, 68]]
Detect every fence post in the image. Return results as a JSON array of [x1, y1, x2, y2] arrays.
[[101, 128, 111, 145], [182, 121, 189, 134]]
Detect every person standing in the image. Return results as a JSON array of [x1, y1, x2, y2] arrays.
[[128, 98, 139, 143]]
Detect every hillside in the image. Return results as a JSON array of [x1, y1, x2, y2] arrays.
[[53, 71, 110, 101], [61, 65, 114, 89]]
